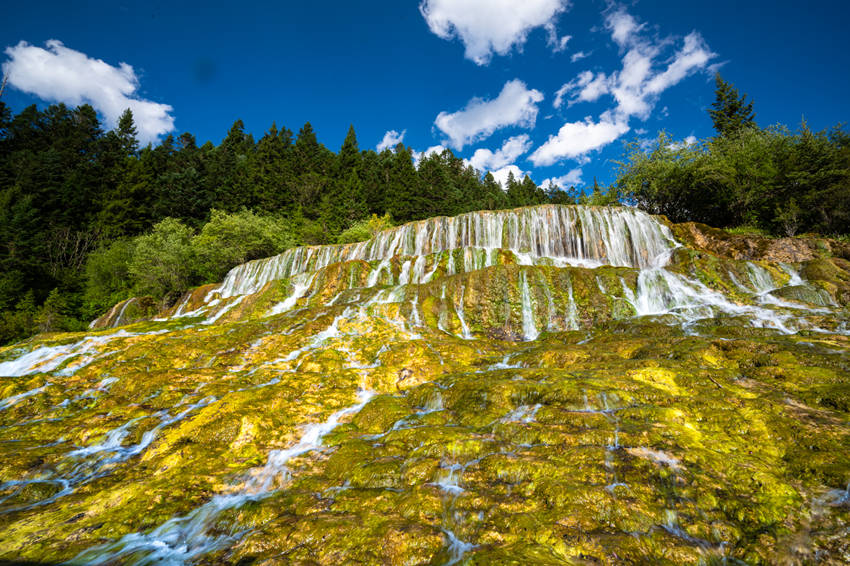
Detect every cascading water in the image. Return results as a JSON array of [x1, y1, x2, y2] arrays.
[[70, 389, 375, 565], [2, 204, 849, 565], [519, 270, 539, 341], [204, 205, 678, 309], [70, 204, 846, 339]]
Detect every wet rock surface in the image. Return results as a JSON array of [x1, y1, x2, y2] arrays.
[[0, 205, 848, 565]]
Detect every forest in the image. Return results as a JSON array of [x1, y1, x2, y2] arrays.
[[0, 75, 847, 344]]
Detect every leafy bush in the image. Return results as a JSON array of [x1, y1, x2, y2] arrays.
[[83, 238, 136, 316], [192, 209, 296, 281], [128, 218, 197, 302], [616, 125, 850, 235], [337, 214, 394, 244], [36, 288, 79, 333], [0, 293, 37, 345]]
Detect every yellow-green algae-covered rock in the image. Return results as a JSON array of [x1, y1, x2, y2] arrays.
[[0, 205, 849, 565]]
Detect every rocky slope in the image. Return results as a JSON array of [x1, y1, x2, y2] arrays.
[[0, 205, 848, 565]]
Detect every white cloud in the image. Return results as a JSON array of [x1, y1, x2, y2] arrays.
[[377, 129, 406, 151], [420, 0, 571, 65], [535, 7, 716, 165], [547, 28, 571, 53], [435, 79, 543, 149], [467, 134, 532, 172], [541, 168, 583, 189], [2, 40, 174, 144], [605, 8, 644, 48], [490, 164, 525, 188], [553, 70, 609, 108], [644, 32, 714, 96], [529, 112, 630, 166], [570, 50, 590, 63]]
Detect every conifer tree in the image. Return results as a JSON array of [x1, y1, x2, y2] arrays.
[[116, 109, 139, 156], [337, 124, 361, 176], [709, 74, 756, 137]]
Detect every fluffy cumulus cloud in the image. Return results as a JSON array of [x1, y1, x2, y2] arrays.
[[376, 129, 406, 151], [467, 134, 532, 172], [606, 8, 645, 48], [2, 40, 175, 144], [541, 167, 583, 189], [420, 0, 571, 65], [537, 7, 716, 165], [435, 79, 543, 150], [530, 111, 630, 166]]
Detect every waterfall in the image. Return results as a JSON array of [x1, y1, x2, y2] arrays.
[[456, 284, 472, 339], [77, 203, 844, 338], [209, 205, 677, 302], [519, 270, 539, 341], [565, 277, 580, 331], [623, 268, 795, 333]]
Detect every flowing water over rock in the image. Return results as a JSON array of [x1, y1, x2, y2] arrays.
[[2, 205, 850, 564]]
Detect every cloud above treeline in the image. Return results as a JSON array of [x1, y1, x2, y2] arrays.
[[530, 7, 716, 166], [418, 4, 717, 183], [434, 79, 543, 150], [2, 40, 175, 144], [420, 0, 571, 65], [467, 134, 531, 172], [376, 129, 406, 151]]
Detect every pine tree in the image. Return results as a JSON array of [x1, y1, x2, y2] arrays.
[[252, 123, 294, 213], [116, 109, 139, 156], [337, 124, 361, 177], [386, 144, 422, 222], [709, 74, 756, 137]]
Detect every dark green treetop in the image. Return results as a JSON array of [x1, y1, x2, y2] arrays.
[[709, 74, 756, 137]]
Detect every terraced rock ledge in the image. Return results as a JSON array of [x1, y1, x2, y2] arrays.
[[1, 205, 848, 564]]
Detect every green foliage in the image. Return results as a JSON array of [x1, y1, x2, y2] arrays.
[[710, 74, 756, 137], [580, 178, 620, 206], [617, 124, 850, 234], [337, 214, 395, 244], [36, 288, 78, 333], [192, 209, 296, 281], [0, 293, 37, 345], [127, 218, 197, 302], [83, 239, 136, 316]]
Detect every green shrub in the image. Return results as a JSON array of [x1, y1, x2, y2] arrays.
[[192, 209, 296, 281], [83, 238, 136, 316], [128, 218, 197, 302], [337, 214, 394, 244]]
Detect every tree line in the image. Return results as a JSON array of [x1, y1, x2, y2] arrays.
[[2, 74, 844, 345], [0, 101, 596, 343], [617, 75, 850, 236]]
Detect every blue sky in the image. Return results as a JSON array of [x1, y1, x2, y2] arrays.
[[2, 0, 848, 190]]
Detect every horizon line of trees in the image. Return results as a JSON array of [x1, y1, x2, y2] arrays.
[[617, 74, 850, 237], [0, 100, 603, 344], [1, 74, 847, 345]]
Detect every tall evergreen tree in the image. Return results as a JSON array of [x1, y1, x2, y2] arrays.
[[252, 123, 295, 213], [386, 144, 422, 222], [210, 120, 254, 211], [116, 109, 139, 156], [709, 74, 756, 137], [337, 124, 361, 177]]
